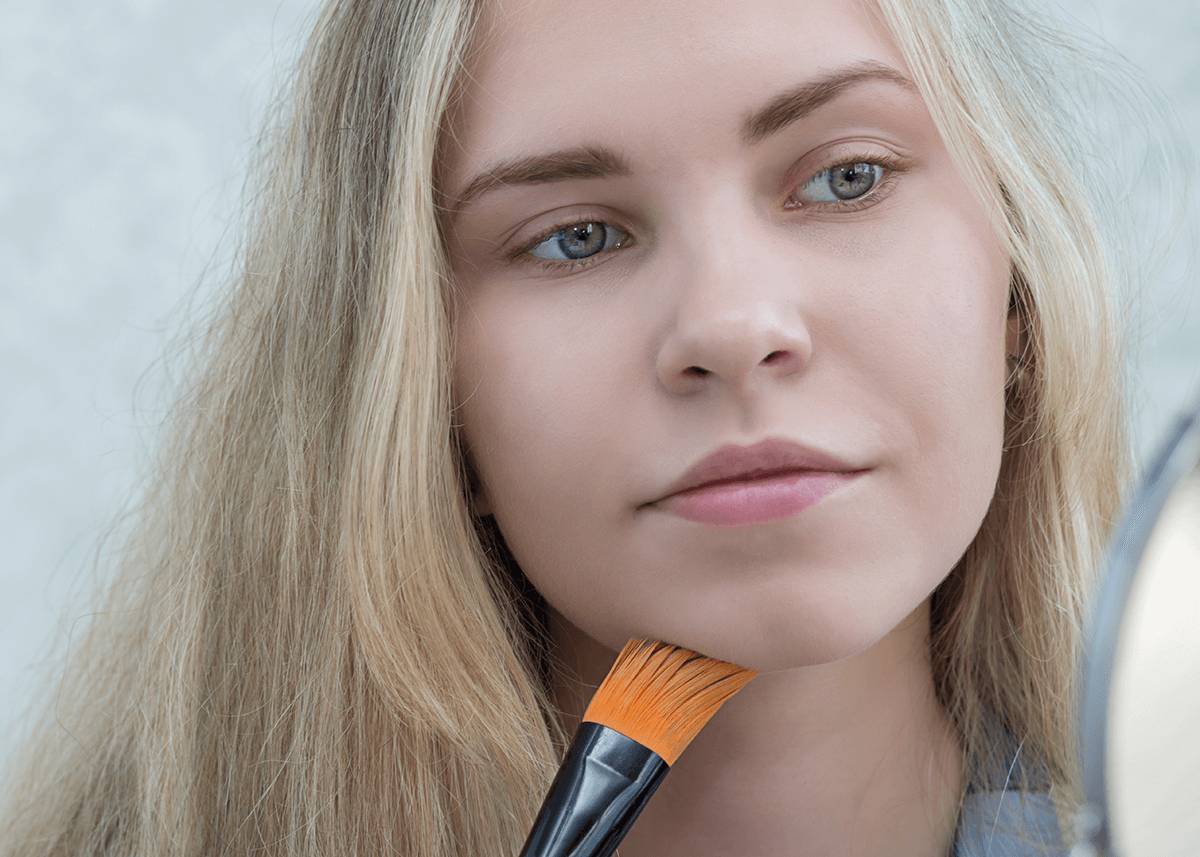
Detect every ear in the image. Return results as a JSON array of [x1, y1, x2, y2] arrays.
[[1005, 307, 1024, 363]]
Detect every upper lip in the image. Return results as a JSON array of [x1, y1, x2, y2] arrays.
[[655, 438, 862, 502]]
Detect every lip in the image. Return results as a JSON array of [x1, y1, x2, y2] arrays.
[[658, 438, 860, 498], [648, 438, 866, 528]]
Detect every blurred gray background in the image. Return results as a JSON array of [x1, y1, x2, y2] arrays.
[[2, 0, 1198, 820]]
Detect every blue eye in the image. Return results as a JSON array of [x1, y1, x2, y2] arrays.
[[529, 221, 629, 261], [793, 162, 885, 205]]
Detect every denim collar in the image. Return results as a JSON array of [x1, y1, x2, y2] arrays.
[[952, 788, 1066, 856], [951, 718, 1068, 856]]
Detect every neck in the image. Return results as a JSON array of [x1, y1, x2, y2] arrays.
[[548, 601, 963, 857]]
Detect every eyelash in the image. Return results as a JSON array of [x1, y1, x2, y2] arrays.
[[509, 218, 629, 273], [784, 155, 904, 211], [512, 153, 904, 272]]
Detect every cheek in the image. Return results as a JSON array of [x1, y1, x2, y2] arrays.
[[454, 296, 546, 507], [877, 208, 1011, 543], [845, 181, 1010, 425], [917, 213, 1011, 429], [453, 299, 645, 643], [891, 210, 1007, 352], [452, 288, 631, 520], [804, 196, 1011, 583]]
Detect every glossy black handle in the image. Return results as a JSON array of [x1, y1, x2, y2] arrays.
[[518, 721, 670, 857]]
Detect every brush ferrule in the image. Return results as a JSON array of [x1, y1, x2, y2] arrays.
[[517, 721, 670, 857]]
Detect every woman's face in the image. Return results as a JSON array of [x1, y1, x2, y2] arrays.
[[445, 0, 1012, 671]]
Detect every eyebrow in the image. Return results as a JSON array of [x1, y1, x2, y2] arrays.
[[451, 145, 631, 213], [450, 61, 913, 213], [742, 61, 914, 144]]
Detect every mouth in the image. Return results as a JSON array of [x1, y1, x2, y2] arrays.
[[655, 468, 860, 528], [646, 438, 866, 528], [672, 466, 853, 495], [657, 437, 860, 497]]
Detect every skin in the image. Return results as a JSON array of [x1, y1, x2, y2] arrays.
[[445, 0, 1019, 853]]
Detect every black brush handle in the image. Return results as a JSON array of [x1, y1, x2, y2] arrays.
[[518, 721, 670, 857]]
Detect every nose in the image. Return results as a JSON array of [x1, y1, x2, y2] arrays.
[[655, 225, 814, 397]]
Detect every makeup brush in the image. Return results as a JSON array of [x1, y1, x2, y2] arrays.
[[518, 638, 757, 857]]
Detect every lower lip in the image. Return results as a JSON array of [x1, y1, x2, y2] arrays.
[[658, 471, 857, 528]]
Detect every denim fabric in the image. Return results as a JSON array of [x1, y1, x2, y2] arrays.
[[952, 789, 1067, 856], [951, 717, 1068, 856]]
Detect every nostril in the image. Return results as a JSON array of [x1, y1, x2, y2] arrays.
[[763, 351, 786, 363], [684, 366, 710, 376]]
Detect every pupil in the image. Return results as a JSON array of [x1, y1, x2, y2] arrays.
[[831, 163, 875, 200], [558, 223, 606, 259]]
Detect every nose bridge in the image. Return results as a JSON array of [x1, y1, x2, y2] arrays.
[[656, 196, 813, 394]]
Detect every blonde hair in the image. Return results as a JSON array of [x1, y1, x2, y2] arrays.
[[873, 0, 1134, 822], [1, 0, 1143, 853]]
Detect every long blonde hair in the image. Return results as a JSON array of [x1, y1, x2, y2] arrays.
[[1, 0, 1140, 853], [872, 0, 1138, 817]]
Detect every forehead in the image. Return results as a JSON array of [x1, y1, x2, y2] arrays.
[[446, 0, 911, 186]]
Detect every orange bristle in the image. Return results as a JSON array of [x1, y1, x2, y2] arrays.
[[581, 639, 757, 765]]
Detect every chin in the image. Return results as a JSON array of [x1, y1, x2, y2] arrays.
[[667, 626, 894, 674], [631, 592, 934, 674]]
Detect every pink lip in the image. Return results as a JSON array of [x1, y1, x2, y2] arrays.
[[650, 438, 865, 528]]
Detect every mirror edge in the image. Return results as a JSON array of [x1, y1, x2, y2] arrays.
[[1074, 392, 1200, 855]]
